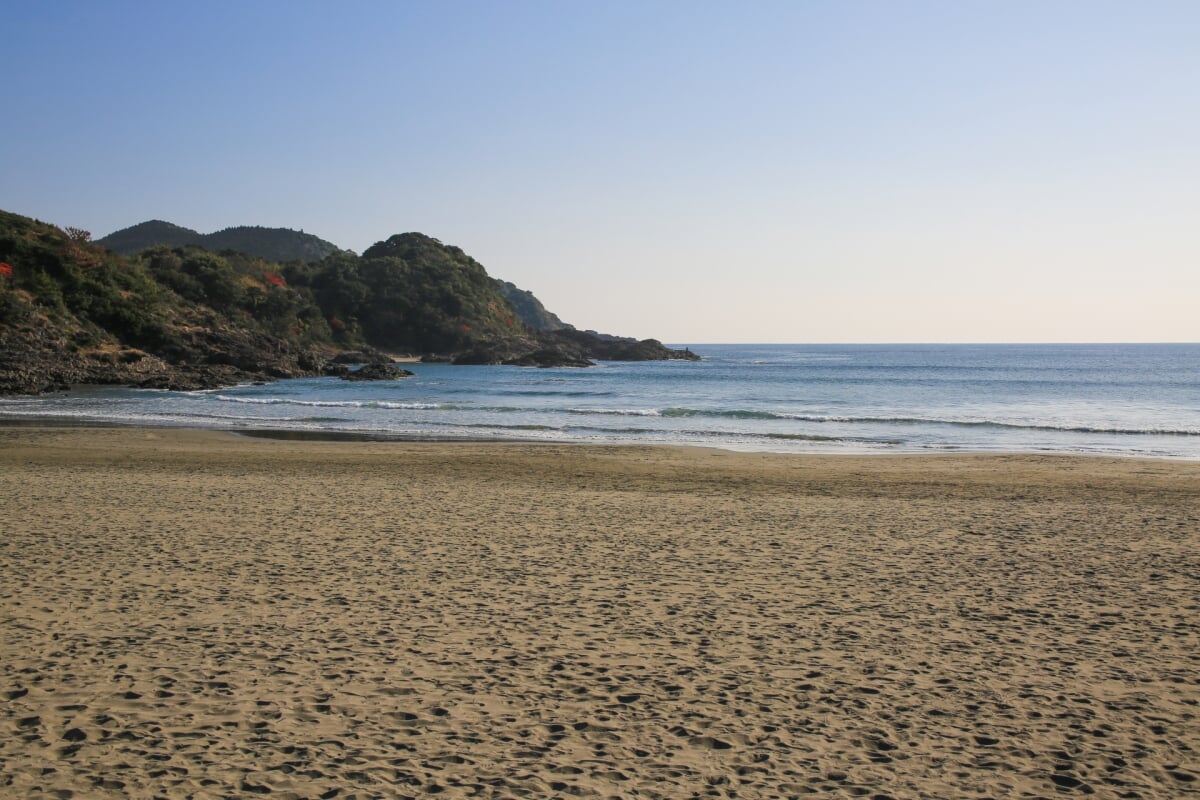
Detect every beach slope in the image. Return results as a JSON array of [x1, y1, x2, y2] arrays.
[[1, 427, 1198, 798]]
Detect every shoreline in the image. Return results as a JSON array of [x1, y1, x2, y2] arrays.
[[2, 425, 1198, 799], [1, 414, 1197, 460]]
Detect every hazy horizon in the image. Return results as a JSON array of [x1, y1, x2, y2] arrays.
[[4, 1, 1197, 343]]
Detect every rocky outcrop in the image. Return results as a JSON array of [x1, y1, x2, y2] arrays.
[[0, 318, 332, 395], [541, 330, 700, 362], [439, 329, 697, 369], [501, 348, 594, 368], [451, 344, 594, 368], [0, 319, 699, 395], [329, 348, 395, 365], [448, 336, 588, 367], [152, 326, 328, 379], [337, 362, 414, 381], [0, 325, 169, 394]]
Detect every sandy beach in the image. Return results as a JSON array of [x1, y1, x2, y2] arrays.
[[1, 427, 1197, 799]]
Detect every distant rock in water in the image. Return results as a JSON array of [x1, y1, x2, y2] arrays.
[[541, 329, 700, 362], [450, 338, 594, 368], [447, 331, 697, 367], [329, 348, 399, 366], [336, 363, 414, 381]]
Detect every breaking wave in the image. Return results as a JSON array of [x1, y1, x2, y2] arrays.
[[214, 395, 445, 411], [565, 407, 1200, 436]]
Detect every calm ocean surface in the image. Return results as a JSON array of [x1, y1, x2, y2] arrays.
[[3, 344, 1198, 459]]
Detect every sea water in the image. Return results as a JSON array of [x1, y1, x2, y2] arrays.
[[2, 344, 1198, 459]]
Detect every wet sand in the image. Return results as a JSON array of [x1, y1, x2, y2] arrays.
[[1, 426, 1198, 799]]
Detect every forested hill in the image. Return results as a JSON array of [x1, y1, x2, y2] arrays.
[[97, 222, 571, 333], [95, 220, 201, 251], [97, 221, 344, 263], [0, 210, 696, 395]]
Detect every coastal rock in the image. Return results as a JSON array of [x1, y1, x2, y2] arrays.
[[503, 348, 594, 368], [330, 348, 395, 365], [153, 326, 327, 379], [339, 362, 414, 381], [540, 329, 700, 362], [440, 329, 697, 369], [0, 318, 334, 395], [449, 337, 538, 366], [0, 325, 169, 394], [134, 364, 255, 391], [450, 339, 594, 368], [449, 345, 508, 366]]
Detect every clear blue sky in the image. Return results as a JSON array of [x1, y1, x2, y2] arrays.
[[4, 1, 1197, 342]]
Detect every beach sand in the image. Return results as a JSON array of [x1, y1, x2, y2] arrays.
[[1, 427, 1198, 799]]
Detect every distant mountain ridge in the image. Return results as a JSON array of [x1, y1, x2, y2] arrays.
[[97, 221, 345, 263]]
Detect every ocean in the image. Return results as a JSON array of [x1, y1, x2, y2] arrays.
[[2, 343, 1198, 459]]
